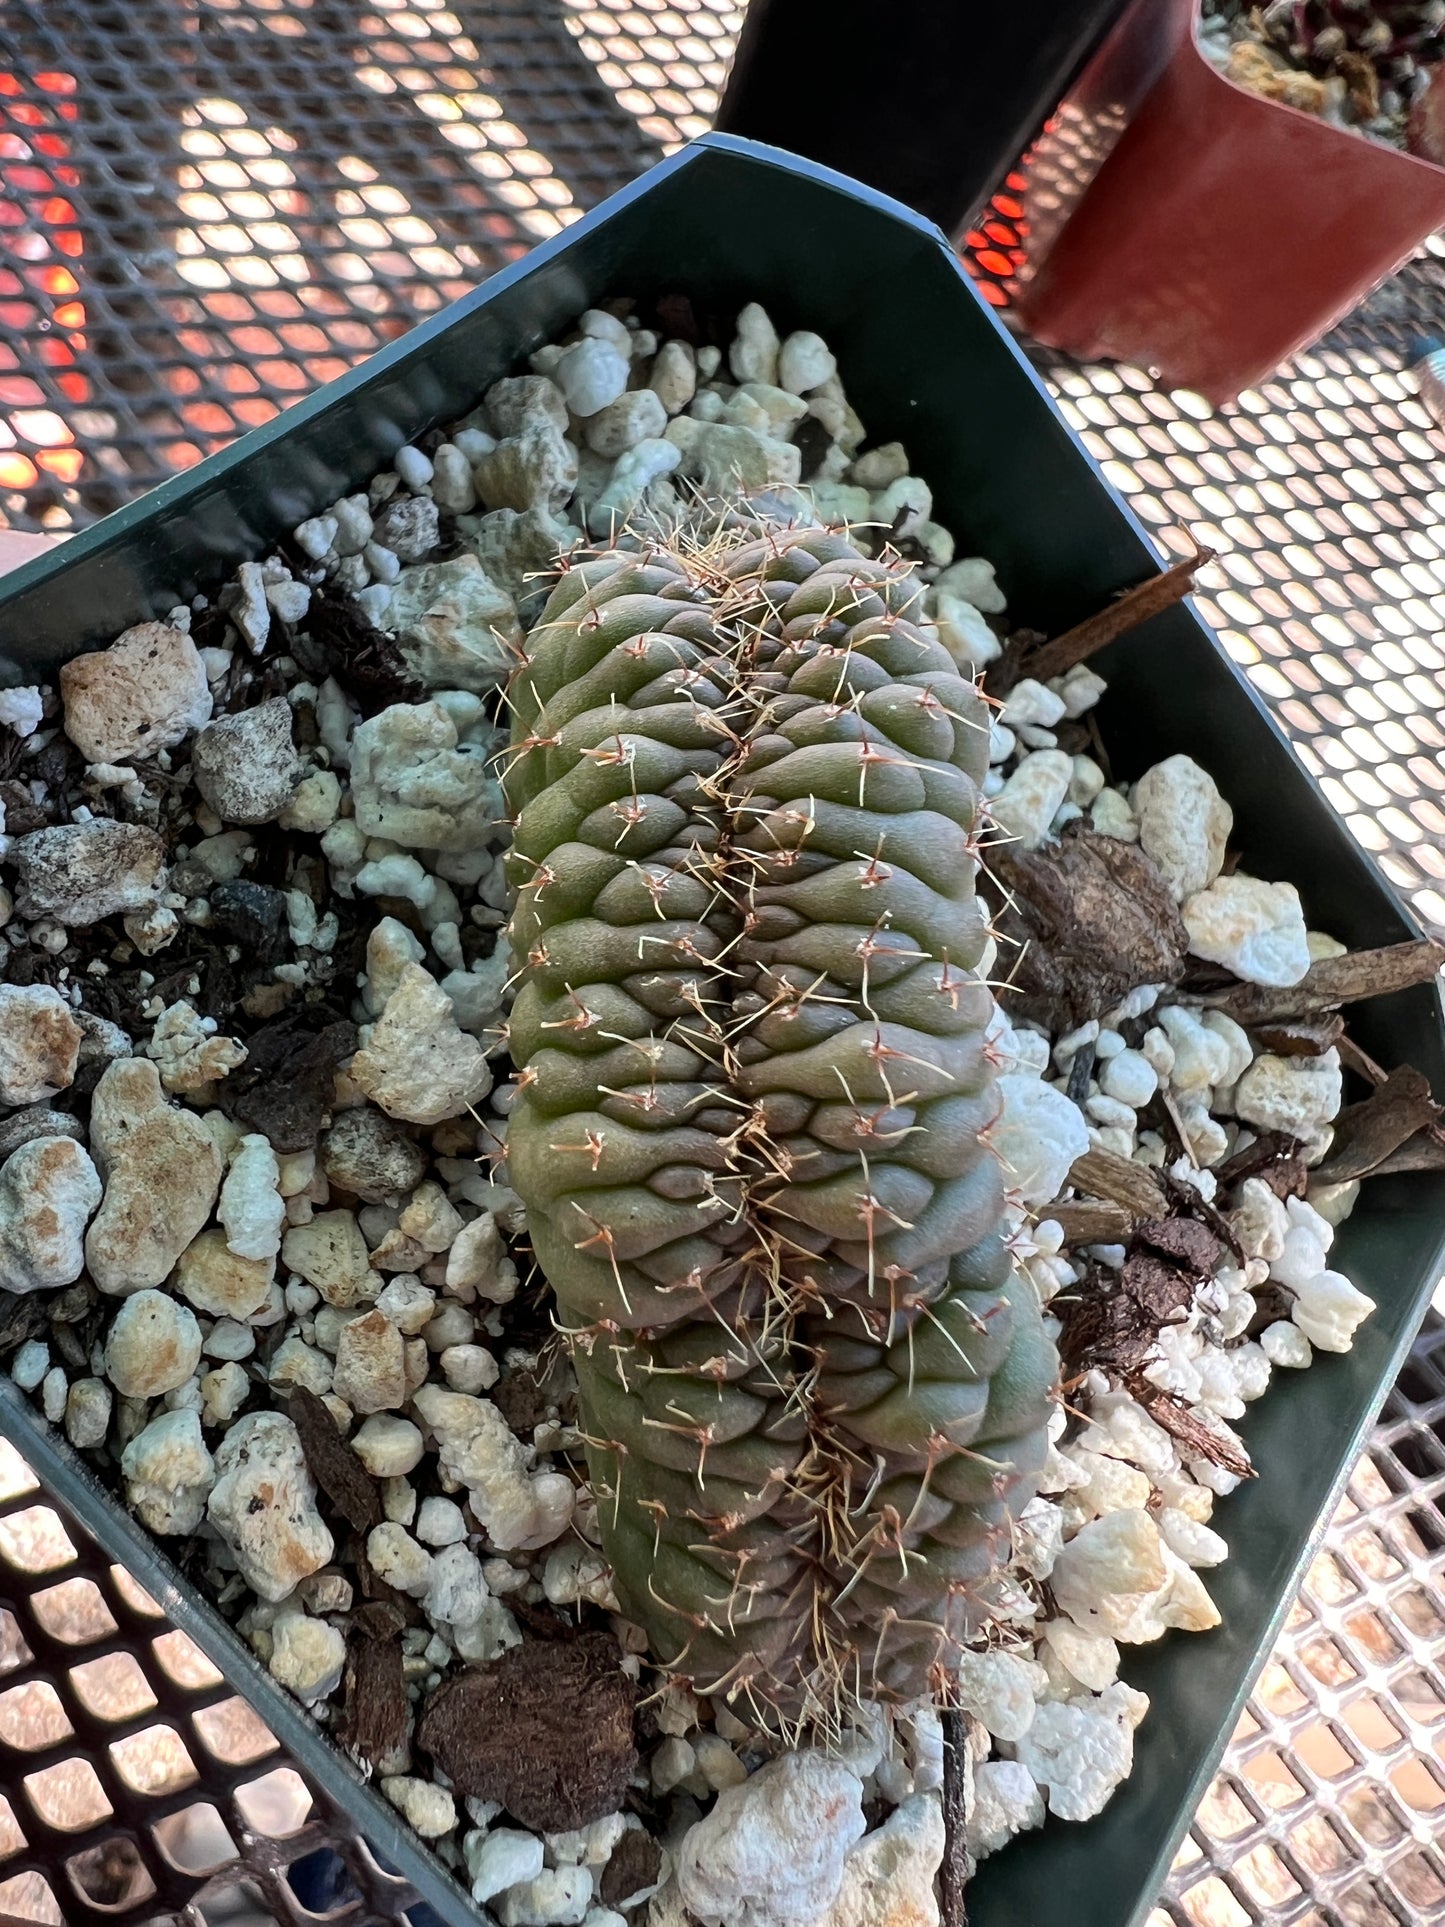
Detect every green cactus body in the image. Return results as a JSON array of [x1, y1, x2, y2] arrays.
[[505, 522, 1056, 1724]]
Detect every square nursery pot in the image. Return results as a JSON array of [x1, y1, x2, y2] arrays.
[[1012, 0, 1445, 403], [2, 133, 1443, 1927]]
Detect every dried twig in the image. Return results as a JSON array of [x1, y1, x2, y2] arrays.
[[1066, 1147, 1169, 1222], [1309, 1065, 1441, 1186], [940, 1706, 971, 1927], [1197, 938, 1445, 1025], [290, 1386, 381, 1534], [1336, 1034, 1387, 1086], [1254, 1014, 1345, 1058], [1354, 1134, 1445, 1177], [1159, 1087, 1200, 1169], [1049, 1199, 1134, 1247], [1214, 1134, 1307, 1209], [988, 545, 1216, 695], [1130, 1382, 1255, 1479], [988, 831, 1188, 1031]]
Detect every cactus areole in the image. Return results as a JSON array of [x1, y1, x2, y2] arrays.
[[504, 521, 1057, 1727]]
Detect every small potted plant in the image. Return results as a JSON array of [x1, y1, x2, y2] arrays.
[[1014, 0, 1445, 402]]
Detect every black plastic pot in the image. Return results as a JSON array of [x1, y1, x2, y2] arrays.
[[1, 134, 1442, 1927], [714, 0, 1134, 235]]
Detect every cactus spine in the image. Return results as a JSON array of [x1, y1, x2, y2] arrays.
[[504, 520, 1056, 1727]]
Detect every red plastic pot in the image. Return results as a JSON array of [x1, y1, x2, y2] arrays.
[[1014, 0, 1445, 403]]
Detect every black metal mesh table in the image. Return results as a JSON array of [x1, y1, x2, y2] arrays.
[[0, 8, 1443, 1922]]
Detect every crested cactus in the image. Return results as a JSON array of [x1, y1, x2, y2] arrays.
[[503, 519, 1057, 1726]]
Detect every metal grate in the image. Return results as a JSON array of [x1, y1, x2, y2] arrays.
[[1, 8, 1444, 1923], [0, 1439, 429, 1927], [0, 0, 737, 532], [1154, 1314, 1445, 1927]]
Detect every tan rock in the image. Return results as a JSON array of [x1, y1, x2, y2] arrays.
[[281, 1209, 376, 1308], [445, 1212, 516, 1302], [268, 1610, 346, 1703], [145, 1001, 248, 1094], [399, 1180, 464, 1253], [12, 821, 167, 925], [676, 1750, 865, 1927], [0, 984, 83, 1106], [121, 1409, 216, 1535], [320, 1104, 427, 1203], [172, 1230, 274, 1319], [64, 1377, 113, 1450], [386, 555, 523, 694], [1135, 755, 1232, 902], [60, 620, 212, 764], [207, 1411, 334, 1602], [103, 1288, 203, 1397], [191, 697, 302, 825], [333, 1308, 407, 1413], [349, 702, 500, 853], [85, 1059, 223, 1295], [352, 964, 493, 1126], [0, 1136, 102, 1295], [1182, 873, 1310, 988], [267, 1336, 334, 1396], [821, 1795, 944, 1927]]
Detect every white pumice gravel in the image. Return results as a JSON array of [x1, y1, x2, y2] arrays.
[[0, 292, 1391, 1924]]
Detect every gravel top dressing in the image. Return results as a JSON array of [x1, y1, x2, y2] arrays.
[[1, 289, 1440, 1927], [1201, 0, 1445, 152]]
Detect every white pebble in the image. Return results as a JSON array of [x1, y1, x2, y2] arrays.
[[382, 1775, 456, 1839], [0, 687, 44, 737], [777, 329, 836, 395], [1135, 755, 1232, 901], [431, 443, 476, 513], [1001, 677, 1067, 731], [269, 1611, 347, 1703], [993, 1073, 1090, 1204], [367, 1520, 434, 1596], [331, 494, 374, 556], [469, 1829, 544, 1905], [393, 445, 434, 491], [12, 1340, 49, 1392], [1290, 1269, 1375, 1353], [441, 1343, 498, 1394], [352, 1414, 425, 1477], [416, 1496, 468, 1546], [219, 1134, 285, 1262], [1057, 664, 1107, 717], [556, 338, 629, 418], [992, 751, 1073, 850], [1100, 1049, 1157, 1108], [294, 514, 338, 561], [1261, 1320, 1313, 1368], [104, 1290, 202, 1398]]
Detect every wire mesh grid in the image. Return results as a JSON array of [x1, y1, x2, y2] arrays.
[[1, 6, 1444, 1923], [1152, 1313, 1445, 1927], [0, 0, 736, 529], [0, 1439, 427, 1927]]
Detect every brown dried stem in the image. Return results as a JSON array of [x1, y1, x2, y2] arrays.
[[1049, 1199, 1135, 1247], [1197, 939, 1445, 1025], [1129, 1382, 1255, 1480], [940, 1706, 971, 1927], [1065, 1147, 1169, 1223], [989, 545, 1216, 695], [1357, 1135, 1445, 1177], [1309, 1064, 1441, 1186]]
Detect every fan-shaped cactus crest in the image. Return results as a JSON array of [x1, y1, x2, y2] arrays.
[[503, 517, 1056, 1729]]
